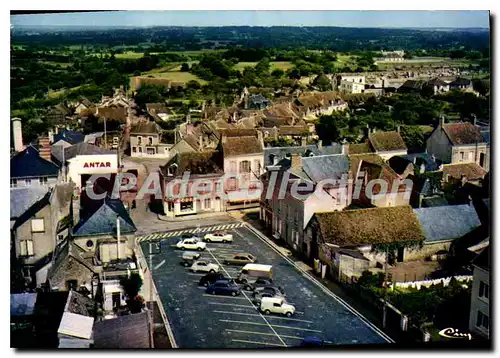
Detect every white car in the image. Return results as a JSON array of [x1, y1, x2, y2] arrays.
[[204, 232, 233, 243], [190, 260, 220, 273], [259, 297, 295, 317], [176, 238, 206, 251]]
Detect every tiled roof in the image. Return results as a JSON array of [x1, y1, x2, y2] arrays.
[[442, 163, 487, 181], [414, 205, 481, 243], [347, 142, 374, 155], [10, 145, 60, 179], [369, 131, 407, 152], [314, 206, 425, 247], [222, 136, 263, 157], [218, 128, 257, 137], [162, 151, 224, 176], [53, 129, 85, 145], [72, 197, 136, 237], [96, 106, 127, 122], [93, 311, 152, 348], [279, 125, 309, 136], [63, 143, 116, 162], [130, 121, 159, 135], [442, 122, 483, 145], [10, 186, 50, 219]]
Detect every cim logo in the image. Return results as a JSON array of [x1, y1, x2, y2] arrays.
[[83, 162, 112, 168]]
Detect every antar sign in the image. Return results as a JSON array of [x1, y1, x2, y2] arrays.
[[83, 162, 112, 168]]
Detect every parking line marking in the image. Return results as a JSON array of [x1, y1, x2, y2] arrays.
[[264, 316, 314, 323], [154, 259, 166, 270], [231, 339, 288, 347], [208, 302, 257, 309], [227, 329, 303, 341], [214, 310, 260, 317], [219, 320, 322, 333]]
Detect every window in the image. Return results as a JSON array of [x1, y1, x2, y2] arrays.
[[168, 202, 175, 212], [273, 303, 281, 307], [229, 161, 237, 174], [86, 240, 94, 248], [469, 151, 474, 161], [138, 147, 143, 153], [254, 160, 261, 174], [204, 198, 211, 209], [25, 178, 32, 186], [240, 160, 251, 174], [148, 136, 153, 146], [10, 179, 17, 188], [58, 235, 64, 242], [137, 136, 142, 145], [66, 280, 78, 291], [31, 218, 45, 233], [460, 152, 464, 161], [132, 146, 137, 153], [146, 147, 155, 155], [19, 240, 34, 257], [39, 176, 48, 185], [476, 311, 489, 330], [479, 281, 489, 300], [113, 137, 119, 144]]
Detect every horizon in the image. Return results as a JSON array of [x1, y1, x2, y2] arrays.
[[10, 10, 490, 29]]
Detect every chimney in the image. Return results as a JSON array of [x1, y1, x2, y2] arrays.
[[38, 137, 51, 162], [341, 143, 349, 155], [48, 130, 54, 144], [397, 125, 401, 134], [11, 118, 24, 152], [291, 153, 302, 168], [116, 216, 121, 260], [430, 154, 436, 162], [420, 162, 426, 174], [318, 140, 323, 149], [440, 116, 445, 127], [413, 157, 417, 164], [301, 137, 307, 147], [472, 114, 477, 127], [54, 126, 59, 134]]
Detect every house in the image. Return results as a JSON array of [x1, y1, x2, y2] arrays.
[[93, 311, 153, 348], [46, 103, 72, 124], [221, 131, 264, 209], [129, 121, 171, 158], [425, 78, 450, 95], [441, 162, 488, 186], [388, 153, 441, 176], [368, 130, 408, 160], [376, 52, 405, 62], [146, 103, 174, 122], [426, 118, 490, 171], [71, 194, 137, 264], [263, 142, 343, 169], [10, 144, 60, 188], [56, 290, 95, 348], [52, 128, 86, 147], [96, 87, 131, 123], [449, 77, 473, 91], [339, 79, 366, 94], [260, 152, 352, 259], [408, 171, 446, 208], [468, 245, 490, 339], [246, 94, 271, 110], [160, 151, 225, 217], [11, 183, 74, 288], [397, 80, 426, 94], [412, 204, 482, 261], [305, 206, 425, 280], [74, 98, 94, 115]]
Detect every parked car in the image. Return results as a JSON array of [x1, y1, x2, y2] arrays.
[[206, 280, 242, 296], [243, 277, 274, 291], [252, 286, 286, 305], [180, 251, 201, 267], [181, 233, 199, 239], [259, 296, 295, 317], [203, 232, 233, 243], [223, 253, 257, 266], [176, 238, 206, 251], [199, 272, 227, 287], [299, 337, 325, 347], [190, 260, 220, 273], [235, 264, 272, 284]]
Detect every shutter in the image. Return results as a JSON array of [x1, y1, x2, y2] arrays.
[[31, 219, 45, 233], [27, 240, 34, 256], [19, 241, 27, 256]]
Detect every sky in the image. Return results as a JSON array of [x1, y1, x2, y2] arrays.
[[10, 10, 490, 29]]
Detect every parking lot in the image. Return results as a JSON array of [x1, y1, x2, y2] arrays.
[[140, 222, 392, 348]]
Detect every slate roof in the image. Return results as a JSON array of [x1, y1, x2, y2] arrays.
[[72, 197, 136, 237], [399, 80, 426, 90], [442, 122, 483, 145], [414, 205, 481, 243], [93, 311, 152, 348], [422, 196, 449, 207], [314, 206, 425, 247], [49, 240, 95, 281], [12, 191, 51, 230], [63, 143, 116, 162], [162, 151, 224, 176], [10, 145, 60, 179], [130, 121, 159, 135], [53, 129, 85, 145], [301, 154, 350, 182], [442, 163, 487, 181], [472, 245, 490, 271], [264, 144, 342, 167], [399, 153, 441, 172], [450, 77, 471, 86], [10, 186, 50, 219], [222, 136, 263, 157], [426, 78, 448, 87], [369, 131, 407, 152]]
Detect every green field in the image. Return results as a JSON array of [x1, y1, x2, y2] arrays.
[[115, 51, 147, 60], [140, 71, 207, 84], [233, 61, 294, 72]]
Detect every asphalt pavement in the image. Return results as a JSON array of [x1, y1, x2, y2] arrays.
[[140, 223, 392, 349]]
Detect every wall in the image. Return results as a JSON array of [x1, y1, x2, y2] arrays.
[[426, 127, 452, 163], [376, 149, 408, 161], [469, 266, 490, 339], [74, 235, 135, 258], [49, 257, 94, 292], [67, 154, 118, 188], [404, 241, 451, 261], [451, 144, 489, 171]]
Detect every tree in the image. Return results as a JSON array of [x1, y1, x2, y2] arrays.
[[120, 273, 144, 314], [271, 68, 284, 78], [180, 62, 190, 72], [400, 125, 425, 153], [316, 114, 346, 144], [313, 73, 332, 91]]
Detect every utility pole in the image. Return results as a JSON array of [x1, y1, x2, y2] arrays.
[[383, 246, 389, 329], [104, 116, 107, 150]]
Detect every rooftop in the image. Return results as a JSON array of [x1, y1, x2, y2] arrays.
[[53, 129, 85, 146], [10, 186, 50, 219], [130, 121, 159, 135], [442, 122, 483, 145], [162, 151, 224, 177], [442, 162, 487, 181], [314, 206, 425, 247], [222, 136, 263, 157], [10, 145, 60, 179], [368, 131, 407, 152], [413, 205, 481, 243], [93, 311, 152, 348]]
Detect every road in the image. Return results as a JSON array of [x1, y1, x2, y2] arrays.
[[139, 221, 393, 348]]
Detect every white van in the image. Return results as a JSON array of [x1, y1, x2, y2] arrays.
[[235, 264, 273, 284], [259, 296, 295, 317]]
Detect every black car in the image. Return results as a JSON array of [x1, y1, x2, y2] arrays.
[[198, 272, 227, 287], [244, 277, 274, 291]]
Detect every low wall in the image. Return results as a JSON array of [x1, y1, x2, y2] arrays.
[[389, 275, 473, 291]]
